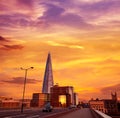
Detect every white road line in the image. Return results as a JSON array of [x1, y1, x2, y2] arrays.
[[26, 115, 40, 118]]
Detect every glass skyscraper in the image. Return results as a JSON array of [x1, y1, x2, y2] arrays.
[[42, 53, 54, 93]]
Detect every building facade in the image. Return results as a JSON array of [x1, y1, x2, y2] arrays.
[[0, 97, 31, 109], [0, 100, 20, 109], [74, 93, 79, 105], [89, 93, 118, 115], [30, 93, 49, 107], [50, 85, 77, 107]]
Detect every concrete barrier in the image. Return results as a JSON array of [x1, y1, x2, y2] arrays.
[[95, 110, 112, 118], [90, 109, 112, 118], [90, 109, 104, 118]]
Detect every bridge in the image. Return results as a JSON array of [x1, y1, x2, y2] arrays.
[[0, 108, 113, 118]]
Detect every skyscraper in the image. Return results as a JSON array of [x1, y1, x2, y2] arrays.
[[42, 53, 54, 93]]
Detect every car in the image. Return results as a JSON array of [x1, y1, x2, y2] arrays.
[[68, 105, 77, 109], [42, 105, 53, 112], [42, 102, 53, 112]]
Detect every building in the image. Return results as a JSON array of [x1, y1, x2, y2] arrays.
[[30, 93, 49, 107], [89, 92, 118, 115], [0, 97, 31, 109], [31, 53, 54, 107], [111, 92, 117, 101], [42, 53, 54, 94], [50, 85, 77, 107], [31, 53, 78, 108], [0, 97, 20, 109], [74, 93, 79, 105], [0, 100, 20, 109]]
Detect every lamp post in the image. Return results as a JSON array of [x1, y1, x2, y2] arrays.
[[20, 67, 34, 113]]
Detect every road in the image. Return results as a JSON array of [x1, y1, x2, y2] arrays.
[[56, 108, 99, 118], [0, 108, 74, 118], [112, 116, 120, 118], [0, 108, 112, 118]]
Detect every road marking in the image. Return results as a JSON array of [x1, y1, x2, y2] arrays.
[[26, 115, 40, 118]]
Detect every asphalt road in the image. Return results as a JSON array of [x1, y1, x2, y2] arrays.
[[56, 108, 97, 118], [0, 108, 70, 118], [0, 108, 113, 118]]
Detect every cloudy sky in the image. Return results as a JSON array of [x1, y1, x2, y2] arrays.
[[0, 0, 120, 100]]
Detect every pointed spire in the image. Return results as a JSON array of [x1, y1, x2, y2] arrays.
[[111, 92, 117, 101], [42, 53, 54, 93]]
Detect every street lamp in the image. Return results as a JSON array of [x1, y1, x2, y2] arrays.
[[20, 67, 34, 113]]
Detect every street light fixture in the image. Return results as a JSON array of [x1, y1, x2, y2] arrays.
[[20, 67, 34, 113]]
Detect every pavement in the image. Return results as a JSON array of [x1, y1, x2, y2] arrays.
[[0, 108, 113, 118], [0, 108, 71, 118], [56, 108, 99, 118]]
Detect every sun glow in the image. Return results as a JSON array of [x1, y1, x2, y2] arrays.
[[59, 95, 66, 104]]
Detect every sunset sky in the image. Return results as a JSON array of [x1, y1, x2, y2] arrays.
[[0, 0, 120, 101]]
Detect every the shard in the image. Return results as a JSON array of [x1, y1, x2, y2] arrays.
[[42, 53, 54, 93]]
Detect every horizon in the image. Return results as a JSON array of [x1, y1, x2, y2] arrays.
[[0, 0, 120, 101]]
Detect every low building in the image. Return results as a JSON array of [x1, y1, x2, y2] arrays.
[[30, 93, 49, 107], [0, 97, 31, 109], [89, 93, 118, 115], [0, 99, 20, 109]]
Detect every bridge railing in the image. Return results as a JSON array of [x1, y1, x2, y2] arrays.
[[90, 109, 112, 118], [94, 110, 112, 118]]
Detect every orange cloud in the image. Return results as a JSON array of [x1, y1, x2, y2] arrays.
[[2, 77, 40, 84], [1, 44, 24, 50]]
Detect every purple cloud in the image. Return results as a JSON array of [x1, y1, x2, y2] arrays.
[[0, 36, 9, 42], [40, 0, 120, 19], [42, 0, 120, 26], [40, 0, 72, 6], [38, 3, 92, 29], [43, 3, 65, 17], [0, 35, 24, 51], [0, 0, 119, 32], [2, 77, 40, 85], [0, 14, 31, 28], [78, 0, 120, 20], [18, 0, 33, 8], [0, 3, 9, 11]]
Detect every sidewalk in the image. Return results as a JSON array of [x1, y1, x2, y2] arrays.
[[56, 108, 96, 118]]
